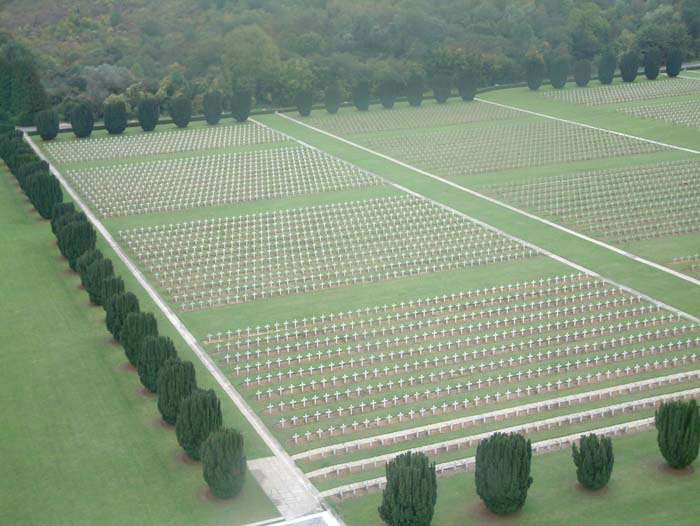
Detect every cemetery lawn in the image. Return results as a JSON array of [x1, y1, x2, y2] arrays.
[[0, 165, 278, 526], [332, 430, 700, 526]]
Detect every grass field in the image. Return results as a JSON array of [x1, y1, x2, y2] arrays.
[[0, 165, 278, 526]]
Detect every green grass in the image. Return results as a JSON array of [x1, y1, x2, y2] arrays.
[[332, 431, 700, 526], [0, 166, 279, 526]]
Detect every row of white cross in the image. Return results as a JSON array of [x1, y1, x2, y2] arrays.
[[620, 99, 700, 130]]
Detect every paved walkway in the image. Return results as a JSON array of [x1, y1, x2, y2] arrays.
[[249, 457, 323, 519]]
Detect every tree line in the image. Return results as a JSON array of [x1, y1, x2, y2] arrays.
[[0, 127, 247, 500], [379, 399, 699, 525]]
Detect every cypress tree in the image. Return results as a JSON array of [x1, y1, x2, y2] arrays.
[[598, 52, 617, 85], [176, 389, 223, 461], [53, 210, 85, 238], [526, 57, 545, 91], [295, 90, 313, 117], [378, 451, 437, 526], [574, 59, 592, 87], [138, 335, 178, 393], [405, 71, 424, 107], [475, 432, 533, 515], [105, 291, 140, 342], [70, 101, 94, 138], [138, 95, 160, 132], [231, 89, 252, 122], [169, 95, 192, 128], [120, 311, 158, 366], [203, 91, 223, 125], [324, 79, 341, 114], [202, 428, 247, 499], [456, 69, 479, 101], [15, 160, 48, 192], [432, 73, 451, 103], [620, 52, 639, 82], [75, 248, 103, 288], [56, 218, 96, 270], [644, 48, 662, 80], [103, 99, 128, 135], [25, 171, 62, 219], [656, 399, 700, 469], [50, 202, 75, 235], [549, 57, 569, 89], [35, 109, 59, 141], [572, 434, 614, 490], [378, 79, 398, 109], [352, 80, 370, 111], [666, 49, 683, 77], [84, 258, 115, 305], [157, 358, 197, 425], [100, 275, 125, 310]]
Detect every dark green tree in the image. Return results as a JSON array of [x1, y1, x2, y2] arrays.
[[644, 48, 662, 80], [378, 451, 437, 526], [295, 90, 313, 116], [56, 218, 96, 270], [35, 109, 59, 141], [598, 52, 617, 85], [169, 94, 192, 128], [405, 70, 424, 107], [138, 95, 160, 131], [323, 79, 342, 114], [202, 428, 247, 499], [455, 52, 481, 101], [100, 275, 125, 310], [137, 335, 178, 393], [231, 89, 252, 122], [157, 358, 197, 425], [70, 101, 94, 138], [620, 52, 640, 82], [549, 57, 569, 89], [84, 258, 115, 305], [203, 91, 223, 125], [475, 432, 533, 515], [352, 80, 370, 111], [666, 49, 684, 77], [574, 59, 592, 87], [431, 73, 451, 103], [75, 248, 103, 288], [25, 171, 62, 219], [53, 210, 85, 238], [120, 311, 158, 366], [50, 202, 75, 235], [176, 389, 223, 461], [526, 56, 545, 91], [572, 434, 614, 490], [656, 399, 700, 469], [103, 99, 128, 135], [105, 291, 140, 342]]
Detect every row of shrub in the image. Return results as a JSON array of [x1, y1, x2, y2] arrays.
[[0, 131, 246, 500], [379, 399, 700, 524]]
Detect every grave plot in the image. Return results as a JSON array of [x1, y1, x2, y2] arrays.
[[360, 119, 661, 177], [43, 122, 285, 164], [202, 272, 700, 488], [302, 100, 522, 135], [118, 195, 538, 310], [483, 160, 700, 244], [64, 146, 382, 218], [541, 77, 700, 105], [620, 100, 700, 130], [669, 254, 700, 277]]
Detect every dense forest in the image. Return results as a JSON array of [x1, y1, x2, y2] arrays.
[[1, 0, 698, 124]]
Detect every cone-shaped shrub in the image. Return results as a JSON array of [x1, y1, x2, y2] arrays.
[[26, 171, 62, 219], [378, 451, 437, 526], [231, 89, 252, 122], [105, 291, 140, 342], [104, 99, 128, 135], [138, 95, 160, 132], [644, 48, 662, 80], [53, 210, 85, 238], [84, 258, 114, 305], [50, 202, 75, 235], [120, 311, 158, 366], [324, 80, 341, 114], [572, 434, 614, 490], [475, 432, 533, 515], [35, 109, 59, 141], [549, 57, 569, 89], [406, 72, 424, 107], [176, 389, 222, 461], [169, 95, 192, 128], [70, 101, 94, 138], [620, 52, 639, 82], [526, 56, 545, 90], [57, 218, 96, 270], [574, 60, 592, 87], [138, 335, 178, 393], [202, 428, 247, 499], [295, 90, 313, 116], [432, 73, 451, 103], [157, 358, 197, 425], [656, 399, 700, 469], [598, 52, 617, 85], [666, 49, 683, 77], [100, 275, 124, 310], [352, 80, 370, 111], [203, 91, 223, 125], [75, 248, 103, 288]]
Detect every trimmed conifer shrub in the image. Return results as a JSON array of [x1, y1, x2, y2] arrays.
[[475, 432, 533, 515], [231, 89, 252, 122], [157, 358, 197, 425], [598, 52, 617, 85], [100, 275, 124, 310], [549, 57, 569, 89], [666, 49, 683, 77], [103, 99, 128, 135], [295, 90, 313, 116], [84, 258, 115, 305], [203, 91, 223, 125], [75, 249, 103, 288], [572, 434, 614, 490], [378, 451, 437, 526], [352, 80, 370, 111], [25, 171, 62, 218], [378, 79, 399, 109], [324, 80, 341, 114], [574, 60, 592, 87], [620, 52, 640, 82], [35, 109, 59, 141], [202, 428, 247, 499], [656, 399, 700, 469], [105, 291, 140, 342], [70, 101, 94, 138], [432, 73, 451, 103], [50, 202, 75, 235], [138, 335, 178, 393], [406, 72, 424, 107], [526, 57, 545, 91], [456, 69, 479, 101], [176, 389, 223, 461], [120, 311, 158, 366], [644, 48, 662, 80], [56, 218, 96, 270], [169, 95, 192, 128], [138, 95, 160, 132]]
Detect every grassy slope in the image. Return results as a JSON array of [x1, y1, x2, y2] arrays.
[[0, 165, 278, 526], [333, 431, 700, 526]]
